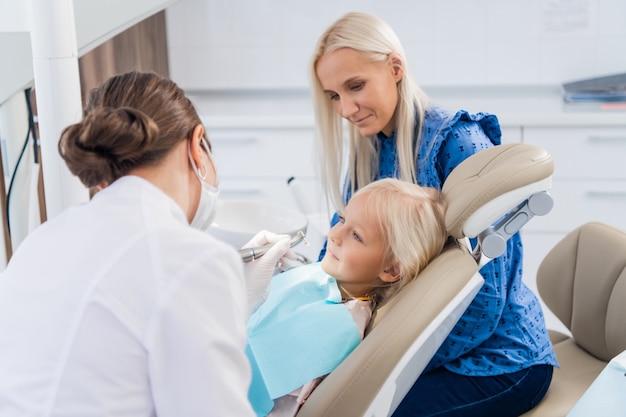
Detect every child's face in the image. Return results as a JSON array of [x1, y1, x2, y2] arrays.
[[321, 194, 395, 297]]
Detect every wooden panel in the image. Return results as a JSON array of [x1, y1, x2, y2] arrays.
[[78, 10, 169, 100], [74, 0, 175, 54], [0, 133, 11, 262]]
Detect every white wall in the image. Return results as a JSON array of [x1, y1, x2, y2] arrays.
[[0, 0, 177, 263], [73, 0, 176, 54], [0, 92, 38, 256], [166, 0, 626, 91], [0, 33, 33, 106], [0, 0, 33, 105]]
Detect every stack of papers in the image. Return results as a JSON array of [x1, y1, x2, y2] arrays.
[[562, 73, 626, 103]]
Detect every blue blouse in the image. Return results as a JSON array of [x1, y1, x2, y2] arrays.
[[322, 105, 557, 376]]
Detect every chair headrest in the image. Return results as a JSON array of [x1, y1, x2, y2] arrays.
[[443, 143, 554, 240]]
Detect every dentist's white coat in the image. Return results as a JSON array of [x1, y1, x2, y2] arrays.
[[0, 176, 254, 417]]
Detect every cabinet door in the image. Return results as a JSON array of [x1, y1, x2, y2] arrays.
[[522, 126, 626, 232], [520, 232, 571, 335], [500, 126, 522, 144], [520, 125, 626, 336], [523, 126, 626, 180], [209, 128, 316, 178], [218, 178, 324, 213], [526, 180, 626, 233]]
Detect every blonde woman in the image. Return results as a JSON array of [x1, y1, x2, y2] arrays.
[[247, 178, 447, 417], [310, 12, 557, 417]]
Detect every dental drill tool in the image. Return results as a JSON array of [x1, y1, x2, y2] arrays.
[[239, 230, 307, 263]]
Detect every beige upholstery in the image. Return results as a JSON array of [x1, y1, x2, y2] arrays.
[[295, 143, 555, 417], [521, 222, 626, 416], [297, 243, 482, 417], [444, 142, 554, 240]]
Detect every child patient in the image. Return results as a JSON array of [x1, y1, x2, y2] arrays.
[[246, 178, 448, 417]]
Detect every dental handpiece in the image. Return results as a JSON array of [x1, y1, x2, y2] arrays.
[[239, 230, 307, 263]]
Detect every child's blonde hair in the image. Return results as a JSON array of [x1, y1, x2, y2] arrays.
[[351, 178, 447, 307]]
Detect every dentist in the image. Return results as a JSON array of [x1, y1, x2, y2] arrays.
[[0, 71, 283, 417]]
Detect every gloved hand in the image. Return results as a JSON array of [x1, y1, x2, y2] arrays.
[[242, 230, 297, 315]]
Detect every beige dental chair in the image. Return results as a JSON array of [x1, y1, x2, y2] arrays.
[[520, 221, 626, 417], [296, 143, 555, 417]]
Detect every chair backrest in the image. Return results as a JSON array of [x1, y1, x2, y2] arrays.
[[537, 222, 626, 361], [296, 243, 482, 417], [296, 143, 555, 417]]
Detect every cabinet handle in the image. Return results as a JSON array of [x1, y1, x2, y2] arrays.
[[585, 191, 626, 200], [587, 136, 626, 144], [211, 137, 258, 145]]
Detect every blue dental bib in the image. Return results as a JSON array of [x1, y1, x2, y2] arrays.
[[246, 262, 362, 416]]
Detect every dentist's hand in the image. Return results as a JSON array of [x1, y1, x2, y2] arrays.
[[242, 230, 295, 315]]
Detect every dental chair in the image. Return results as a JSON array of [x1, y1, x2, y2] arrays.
[[296, 143, 555, 417], [520, 221, 626, 417]]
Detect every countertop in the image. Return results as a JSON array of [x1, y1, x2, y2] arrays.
[[189, 85, 626, 130]]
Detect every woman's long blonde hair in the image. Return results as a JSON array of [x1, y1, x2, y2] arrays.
[[310, 12, 431, 211], [353, 178, 447, 307]]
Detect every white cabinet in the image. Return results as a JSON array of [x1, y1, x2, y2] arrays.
[[208, 124, 322, 211], [206, 121, 331, 261], [210, 129, 316, 178], [523, 126, 626, 178], [520, 232, 571, 334], [522, 126, 626, 233], [520, 124, 626, 332], [500, 126, 523, 144]]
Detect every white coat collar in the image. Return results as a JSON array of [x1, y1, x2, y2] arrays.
[[98, 175, 190, 226]]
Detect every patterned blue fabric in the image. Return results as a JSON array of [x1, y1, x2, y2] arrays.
[[320, 105, 557, 376]]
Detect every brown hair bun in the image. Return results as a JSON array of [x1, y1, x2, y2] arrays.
[[58, 106, 159, 188]]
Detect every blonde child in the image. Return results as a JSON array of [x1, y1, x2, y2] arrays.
[[246, 178, 448, 416]]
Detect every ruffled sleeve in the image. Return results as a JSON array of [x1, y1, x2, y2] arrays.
[[416, 106, 502, 189]]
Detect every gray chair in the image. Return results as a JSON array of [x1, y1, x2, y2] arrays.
[[521, 221, 626, 417], [296, 143, 555, 417]]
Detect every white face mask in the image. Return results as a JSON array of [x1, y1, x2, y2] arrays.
[[188, 139, 220, 231]]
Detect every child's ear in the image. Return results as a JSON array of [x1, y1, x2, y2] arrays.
[[380, 262, 401, 283]]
